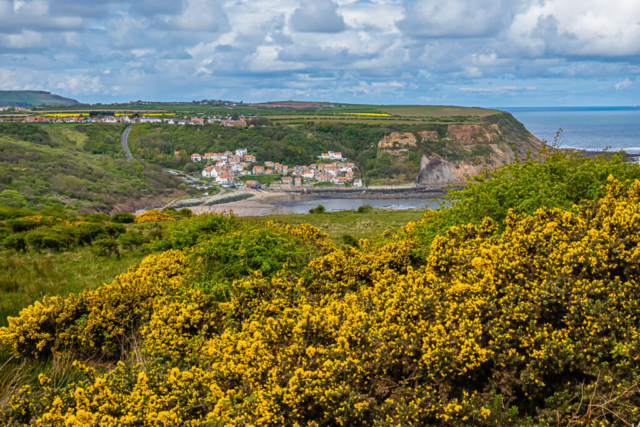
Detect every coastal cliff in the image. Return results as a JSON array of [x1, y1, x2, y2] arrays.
[[370, 112, 541, 186]]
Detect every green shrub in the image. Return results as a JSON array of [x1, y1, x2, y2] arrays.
[[357, 204, 373, 213], [309, 204, 326, 214], [341, 234, 360, 248], [7, 218, 38, 233], [118, 231, 147, 250], [92, 238, 120, 259], [185, 227, 317, 297], [111, 213, 135, 224], [104, 223, 126, 238], [85, 213, 109, 223], [151, 214, 239, 252], [24, 230, 72, 253], [3, 234, 26, 252], [77, 223, 106, 243], [178, 208, 193, 218]]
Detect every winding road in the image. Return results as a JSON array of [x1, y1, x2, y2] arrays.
[[121, 126, 133, 161]]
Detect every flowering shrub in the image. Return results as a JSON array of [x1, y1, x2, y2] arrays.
[[2, 179, 640, 425], [135, 209, 175, 223]]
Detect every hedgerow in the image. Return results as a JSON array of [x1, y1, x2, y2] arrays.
[[1, 155, 640, 424]]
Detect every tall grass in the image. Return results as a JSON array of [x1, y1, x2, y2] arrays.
[[0, 248, 145, 327]]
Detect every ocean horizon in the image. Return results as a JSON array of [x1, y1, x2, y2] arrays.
[[503, 106, 640, 153]]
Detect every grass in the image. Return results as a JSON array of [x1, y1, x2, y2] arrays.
[[243, 209, 426, 243], [0, 247, 145, 327], [378, 105, 501, 118]]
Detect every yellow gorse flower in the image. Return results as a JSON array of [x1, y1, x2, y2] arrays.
[[2, 180, 640, 425]]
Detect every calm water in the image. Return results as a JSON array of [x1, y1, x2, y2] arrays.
[[504, 106, 640, 153], [269, 197, 441, 213]]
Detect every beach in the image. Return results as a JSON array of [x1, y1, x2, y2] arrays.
[[188, 191, 298, 216]]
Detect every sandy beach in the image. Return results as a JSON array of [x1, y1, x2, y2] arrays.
[[188, 191, 298, 217]]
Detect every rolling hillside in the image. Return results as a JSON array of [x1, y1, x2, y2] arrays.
[[0, 90, 79, 107], [0, 124, 183, 213]]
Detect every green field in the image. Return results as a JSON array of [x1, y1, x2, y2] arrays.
[[34, 102, 502, 124], [243, 208, 426, 242]]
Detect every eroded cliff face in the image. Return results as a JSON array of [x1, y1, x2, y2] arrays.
[[414, 122, 541, 185], [378, 132, 417, 148], [373, 114, 542, 186]]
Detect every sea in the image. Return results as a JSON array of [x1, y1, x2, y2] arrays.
[[504, 106, 640, 153], [267, 106, 640, 213]]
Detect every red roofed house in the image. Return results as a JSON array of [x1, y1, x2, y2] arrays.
[[191, 153, 202, 162]]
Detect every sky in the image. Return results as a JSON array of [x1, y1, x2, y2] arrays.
[[1, 0, 640, 107]]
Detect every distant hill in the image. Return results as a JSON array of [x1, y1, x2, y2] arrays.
[[0, 90, 79, 107]]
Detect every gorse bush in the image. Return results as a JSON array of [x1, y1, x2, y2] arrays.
[[404, 148, 640, 256], [135, 209, 175, 224], [2, 153, 640, 425]]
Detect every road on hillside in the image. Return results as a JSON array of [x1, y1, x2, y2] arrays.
[[121, 126, 133, 161]]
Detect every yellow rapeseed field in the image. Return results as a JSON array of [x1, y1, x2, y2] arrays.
[[341, 112, 392, 117]]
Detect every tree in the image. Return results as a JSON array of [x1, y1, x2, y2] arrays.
[[185, 163, 197, 174]]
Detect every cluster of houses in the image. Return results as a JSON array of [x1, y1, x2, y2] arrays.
[[191, 148, 360, 188], [13, 114, 248, 126], [192, 148, 256, 186], [0, 106, 25, 111]]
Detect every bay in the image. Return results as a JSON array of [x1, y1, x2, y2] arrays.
[[504, 106, 640, 153], [267, 196, 441, 213]]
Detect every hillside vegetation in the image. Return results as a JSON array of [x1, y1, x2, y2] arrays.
[[1, 150, 640, 425], [130, 111, 538, 185], [0, 91, 78, 107], [0, 124, 182, 213]]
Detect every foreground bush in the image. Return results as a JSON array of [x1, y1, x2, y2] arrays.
[[2, 178, 640, 425], [135, 209, 175, 223]]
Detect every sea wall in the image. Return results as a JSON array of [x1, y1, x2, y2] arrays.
[[267, 184, 448, 199]]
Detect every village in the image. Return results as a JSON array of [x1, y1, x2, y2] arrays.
[[191, 149, 362, 189], [0, 108, 251, 127]]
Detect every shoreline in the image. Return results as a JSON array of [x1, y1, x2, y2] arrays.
[[188, 191, 298, 217]]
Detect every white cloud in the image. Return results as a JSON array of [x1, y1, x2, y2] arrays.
[[0, 30, 49, 49], [399, 0, 522, 37], [290, 0, 346, 33], [170, 0, 227, 32], [615, 78, 633, 90], [507, 0, 640, 57]]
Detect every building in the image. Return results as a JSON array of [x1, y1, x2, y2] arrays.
[[252, 165, 265, 175], [294, 177, 302, 186], [244, 154, 256, 163], [191, 153, 202, 162], [191, 118, 204, 125], [353, 179, 363, 187], [236, 148, 248, 157], [202, 166, 214, 178], [244, 180, 260, 189], [318, 151, 345, 160], [216, 174, 232, 185], [140, 116, 161, 123]]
